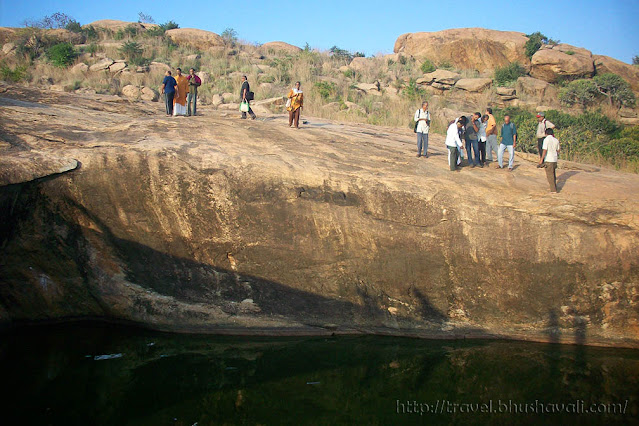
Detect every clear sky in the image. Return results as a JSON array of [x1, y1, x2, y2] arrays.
[[1, 0, 638, 63]]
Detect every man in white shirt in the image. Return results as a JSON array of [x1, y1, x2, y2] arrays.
[[414, 102, 431, 157], [446, 119, 465, 171], [538, 128, 560, 193], [536, 112, 555, 161]]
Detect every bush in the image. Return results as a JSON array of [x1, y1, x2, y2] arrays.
[[402, 78, 425, 101], [559, 79, 599, 109], [329, 45, 353, 62], [494, 62, 526, 86], [65, 20, 82, 33], [420, 59, 436, 74], [593, 73, 635, 108], [46, 42, 76, 67], [24, 12, 74, 29], [221, 28, 238, 46], [0, 62, 27, 82], [633, 55, 639, 66], [82, 25, 98, 41], [524, 32, 558, 58], [314, 81, 338, 101], [119, 41, 145, 65]]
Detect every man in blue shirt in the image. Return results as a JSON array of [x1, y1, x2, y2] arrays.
[[497, 115, 517, 170], [160, 70, 178, 116]]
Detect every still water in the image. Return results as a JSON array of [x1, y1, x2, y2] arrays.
[[1, 322, 637, 425]]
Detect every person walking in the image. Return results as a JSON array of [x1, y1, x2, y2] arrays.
[[446, 118, 465, 171], [464, 112, 481, 167], [497, 115, 517, 170], [287, 81, 304, 128], [536, 112, 555, 161], [538, 128, 560, 193], [240, 75, 256, 120], [413, 101, 431, 157], [485, 107, 498, 162], [478, 114, 489, 166], [160, 70, 177, 116], [186, 68, 201, 116], [173, 68, 189, 116]]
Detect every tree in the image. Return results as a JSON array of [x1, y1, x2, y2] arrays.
[[593, 73, 636, 108], [25, 12, 74, 29], [46, 42, 76, 67], [524, 31, 559, 59], [137, 12, 155, 24], [221, 28, 238, 47], [633, 55, 639, 66], [559, 79, 599, 110], [329, 45, 352, 62]]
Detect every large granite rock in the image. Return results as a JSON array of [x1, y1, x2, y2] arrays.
[[394, 28, 529, 72], [258, 41, 301, 55], [516, 76, 559, 105], [594, 55, 639, 92], [0, 84, 638, 348], [455, 78, 493, 92], [165, 28, 225, 52], [530, 44, 595, 83], [86, 20, 157, 32], [422, 69, 462, 85]]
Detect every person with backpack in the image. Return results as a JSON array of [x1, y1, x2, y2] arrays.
[[287, 81, 304, 128], [413, 101, 431, 157], [240, 75, 256, 120], [536, 112, 555, 161], [497, 115, 517, 170]]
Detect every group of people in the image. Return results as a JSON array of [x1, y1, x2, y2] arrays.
[[415, 104, 560, 193], [160, 68, 201, 116], [160, 71, 305, 126]]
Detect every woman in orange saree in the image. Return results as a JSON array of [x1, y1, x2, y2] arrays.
[[173, 68, 189, 116]]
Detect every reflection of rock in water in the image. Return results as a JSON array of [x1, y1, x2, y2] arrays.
[[0, 84, 638, 347]]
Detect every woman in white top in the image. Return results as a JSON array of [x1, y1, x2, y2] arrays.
[[413, 101, 431, 157]]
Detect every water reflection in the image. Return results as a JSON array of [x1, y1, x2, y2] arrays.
[[0, 322, 637, 425]]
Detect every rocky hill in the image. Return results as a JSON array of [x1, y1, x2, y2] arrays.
[[1, 83, 638, 348]]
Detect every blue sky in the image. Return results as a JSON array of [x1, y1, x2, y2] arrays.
[[1, 0, 638, 63]]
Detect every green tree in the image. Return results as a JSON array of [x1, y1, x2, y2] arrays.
[[119, 41, 144, 64], [329, 46, 353, 62], [137, 12, 155, 23], [221, 28, 238, 46], [593, 73, 636, 108], [46, 42, 76, 67], [65, 19, 82, 33], [633, 55, 639, 65], [524, 32, 559, 58], [559, 79, 600, 110], [494, 62, 526, 86]]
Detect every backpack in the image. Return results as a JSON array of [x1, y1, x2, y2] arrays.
[[247, 91, 254, 101]]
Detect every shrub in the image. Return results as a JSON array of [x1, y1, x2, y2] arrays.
[[46, 42, 76, 67], [119, 41, 145, 65], [565, 50, 575, 56], [313, 81, 338, 101], [124, 24, 140, 38], [524, 32, 558, 58], [593, 73, 635, 108], [494, 62, 526, 86], [420, 59, 436, 74], [438, 60, 453, 70], [329, 45, 353, 62], [221, 28, 238, 46], [137, 12, 155, 24], [559, 79, 599, 109], [402, 78, 425, 101], [24, 12, 74, 29], [65, 20, 82, 33], [82, 25, 98, 41], [0, 62, 27, 82], [633, 55, 639, 65]]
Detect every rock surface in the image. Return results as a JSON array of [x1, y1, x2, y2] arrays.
[[594, 55, 639, 92], [165, 28, 225, 52], [259, 41, 301, 55], [0, 83, 638, 348], [455, 78, 493, 92], [530, 44, 595, 83], [394, 28, 529, 72], [422, 69, 462, 86], [515, 76, 559, 106]]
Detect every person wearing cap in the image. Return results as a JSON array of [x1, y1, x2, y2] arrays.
[[536, 112, 555, 161]]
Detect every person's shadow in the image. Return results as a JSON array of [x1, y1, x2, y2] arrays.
[[557, 171, 580, 191]]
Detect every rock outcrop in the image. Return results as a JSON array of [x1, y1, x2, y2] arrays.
[[1, 84, 638, 348], [86, 20, 157, 32], [515, 76, 559, 106], [258, 41, 301, 55], [530, 44, 595, 83], [594, 55, 639, 92], [394, 28, 530, 72], [455, 78, 493, 92], [165, 28, 225, 52]]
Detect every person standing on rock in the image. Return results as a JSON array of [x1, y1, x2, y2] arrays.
[[539, 128, 560, 193], [536, 112, 555, 161], [160, 70, 177, 116], [497, 115, 517, 170], [464, 112, 481, 168], [240, 75, 256, 120], [485, 107, 498, 162], [478, 114, 489, 166], [186, 68, 201, 116], [413, 101, 431, 157], [287, 81, 304, 128], [173, 68, 189, 116], [446, 118, 465, 171]]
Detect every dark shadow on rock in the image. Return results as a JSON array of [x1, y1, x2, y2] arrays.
[[557, 171, 579, 191]]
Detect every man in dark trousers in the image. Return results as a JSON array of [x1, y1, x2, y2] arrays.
[[160, 70, 177, 116], [240, 75, 256, 120]]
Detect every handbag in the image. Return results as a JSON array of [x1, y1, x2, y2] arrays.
[[240, 101, 249, 112], [247, 91, 254, 101], [286, 98, 291, 108]]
